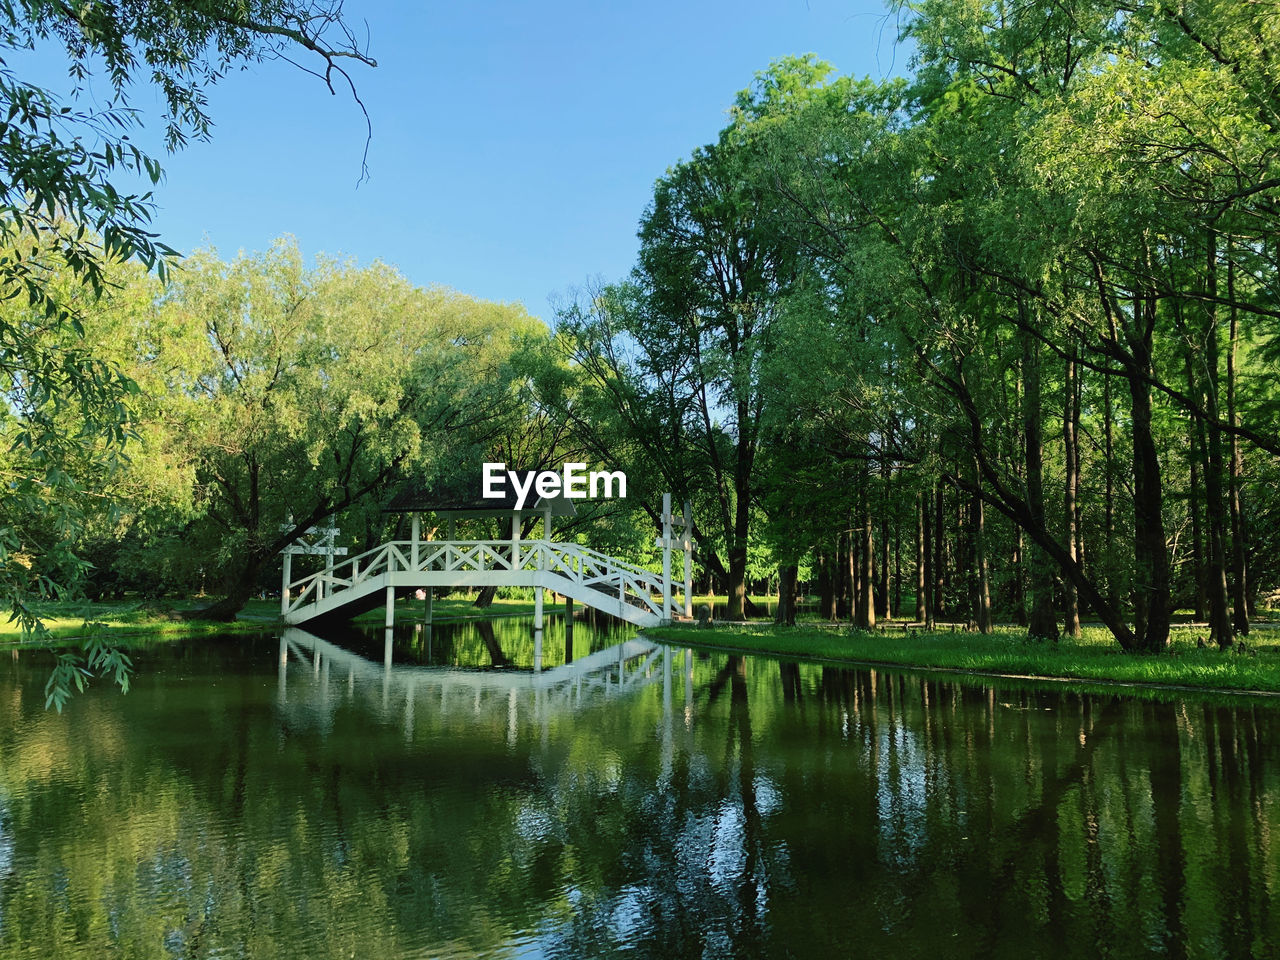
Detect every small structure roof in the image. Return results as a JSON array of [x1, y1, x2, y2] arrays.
[[384, 471, 578, 518]]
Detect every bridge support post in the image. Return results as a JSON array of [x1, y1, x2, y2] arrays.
[[385, 586, 395, 628], [662, 493, 672, 621], [423, 588, 433, 624], [683, 500, 694, 618]]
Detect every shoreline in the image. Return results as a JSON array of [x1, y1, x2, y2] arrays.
[[644, 622, 1280, 699]]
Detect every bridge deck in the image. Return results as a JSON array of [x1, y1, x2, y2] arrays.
[[284, 539, 674, 628]]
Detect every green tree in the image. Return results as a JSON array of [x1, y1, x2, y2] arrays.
[[0, 0, 374, 700], [111, 240, 538, 619], [559, 61, 840, 620]]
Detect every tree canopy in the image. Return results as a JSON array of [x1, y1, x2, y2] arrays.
[[558, 4, 1280, 651], [0, 0, 375, 701]]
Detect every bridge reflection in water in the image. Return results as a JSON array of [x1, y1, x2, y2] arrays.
[[3, 633, 1280, 958], [278, 627, 691, 745]]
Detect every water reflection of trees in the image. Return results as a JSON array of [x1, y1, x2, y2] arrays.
[[1, 645, 1278, 958], [345, 613, 636, 669]]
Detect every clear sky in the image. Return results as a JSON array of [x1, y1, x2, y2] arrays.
[[35, 0, 908, 323]]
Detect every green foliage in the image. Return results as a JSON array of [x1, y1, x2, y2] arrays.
[[0, 0, 374, 696], [42, 630, 132, 712], [87, 238, 544, 612], [558, 2, 1280, 651]]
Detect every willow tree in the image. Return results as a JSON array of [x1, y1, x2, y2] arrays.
[[0, 0, 375, 702], [105, 240, 538, 619]]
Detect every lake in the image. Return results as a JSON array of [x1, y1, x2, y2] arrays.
[[1, 615, 1277, 958]]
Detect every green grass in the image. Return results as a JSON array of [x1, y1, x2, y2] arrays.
[[0, 598, 272, 643], [0, 591, 564, 644], [646, 621, 1280, 695]]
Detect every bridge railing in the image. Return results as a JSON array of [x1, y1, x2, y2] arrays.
[[285, 539, 666, 620], [539, 541, 666, 619]]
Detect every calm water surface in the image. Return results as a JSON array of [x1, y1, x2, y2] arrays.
[[1, 615, 1278, 959]]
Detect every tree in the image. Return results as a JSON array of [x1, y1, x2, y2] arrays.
[[0, 0, 376, 395], [0, 1, 374, 701], [94, 239, 537, 619], [557, 60, 839, 621], [559, 11, 1280, 651]]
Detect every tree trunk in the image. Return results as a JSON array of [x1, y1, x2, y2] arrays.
[[1186, 387, 1207, 621], [1103, 373, 1118, 611], [727, 502, 749, 622], [1226, 251, 1250, 635], [1202, 393, 1232, 648], [722, 423, 754, 621], [834, 530, 850, 620], [971, 456, 993, 633], [1012, 529, 1027, 626], [933, 482, 945, 622], [962, 471, 976, 625], [1202, 234, 1233, 648], [1063, 346, 1081, 638], [1073, 361, 1085, 614], [1011, 363, 1028, 626], [196, 499, 360, 621], [195, 559, 265, 621], [1126, 294, 1171, 652], [892, 506, 902, 620], [878, 433, 891, 619], [925, 487, 936, 628], [1023, 328, 1060, 642], [916, 491, 927, 624], [877, 514, 890, 619], [775, 564, 798, 626], [857, 490, 876, 629], [818, 548, 836, 620]]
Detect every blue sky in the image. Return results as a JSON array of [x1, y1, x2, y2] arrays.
[[36, 0, 907, 323]]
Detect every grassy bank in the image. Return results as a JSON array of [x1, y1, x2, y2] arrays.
[[0, 599, 274, 644], [646, 621, 1280, 695], [1, 592, 557, 644]]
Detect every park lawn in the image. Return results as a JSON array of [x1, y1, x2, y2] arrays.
[[0, 598, 273, 643], [646, 621, 1280, 694]]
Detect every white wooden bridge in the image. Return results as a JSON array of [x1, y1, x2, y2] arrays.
[[281, 494, 695, 632], [283, 537, 674, 627]]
